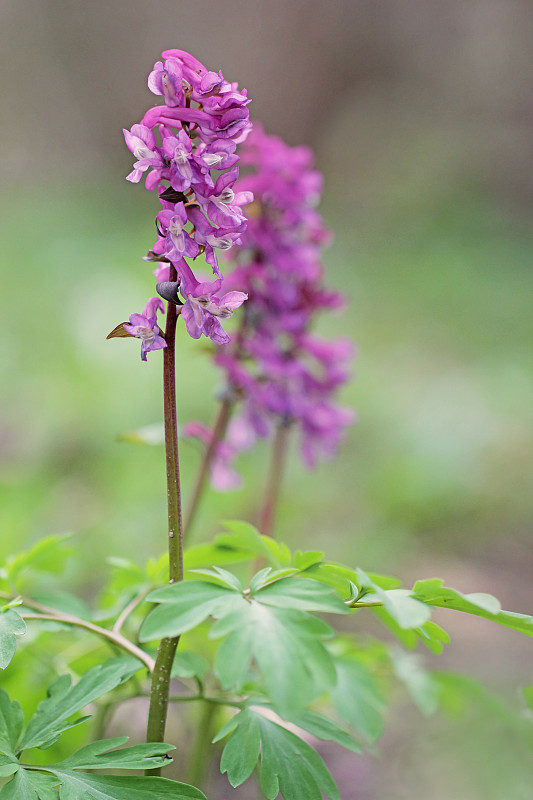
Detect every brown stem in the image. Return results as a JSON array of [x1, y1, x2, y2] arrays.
[[257, 422, 291, 538], [183, 397, 234, 542], [146, 265, 184, 769]]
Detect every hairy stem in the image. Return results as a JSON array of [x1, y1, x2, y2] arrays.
[[146, 270, 184, 769], [183, 397, 234, 542], [257, 422, 291, 538]]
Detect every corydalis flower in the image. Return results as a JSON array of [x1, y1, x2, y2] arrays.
[[189, 125, 354, 483], [121, 49, 252, 350], [123, 297, 166, 361]]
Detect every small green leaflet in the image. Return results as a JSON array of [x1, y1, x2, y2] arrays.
[[0, 609, 26, 670], [356, 570, 432, 629], [215, 708, 340, 800], [40, 772, 205, 799], [412, 578, 533, 637], [139, 582, 244, 641], [0, 688, 24, 758], [19, 658, 142, 751], [331, 657, 387, 742], [287, 709, 361, 753]]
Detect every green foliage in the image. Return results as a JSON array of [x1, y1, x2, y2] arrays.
[[412, 578, 533, 637], [215, 707, 340, 800], [0, 536, 73, 594], [141, 573, 347, 717], [19, 659, 142, 751], [0, 609, 26, 670], [0, 679, 206, 800], [331, 656, 386, 742]]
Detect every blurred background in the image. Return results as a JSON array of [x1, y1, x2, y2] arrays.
[[2, 1, 533, 797]]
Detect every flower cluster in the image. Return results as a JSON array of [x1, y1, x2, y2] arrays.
[[187, 125, 354, 483], [122, 49, 251, 357]]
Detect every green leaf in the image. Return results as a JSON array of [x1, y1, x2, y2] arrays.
[[218, 709, 260, 786], [171, 651, 208, 680], [41, 772, 205, 799], [252, 577, 349, 615], [292, 551, 325, 571], [289, 710, 361, 753], [0, 755, 19, 778], [0, 769, 58, 800], [213, 604, 337, 718], [183, 543, 253, 570], [390, 648, 439, 714], [356, 570, 432, 629], [331, 657, 386, 742], [0, 688, 24, 756], [216, 521, 292, 566], [304, 562, 361, 597], [413, 578, 533, 637], [49, 737, 174, 771], [188, 567, 243, 591], [20, 659, 140, 751], [215, 521, 272, 559], [139, 582, 244, 642], [217, 708, 340, 800], [0, 609, 26, 670]]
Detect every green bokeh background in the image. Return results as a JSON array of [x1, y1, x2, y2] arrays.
[[2, 2, 533, 797]]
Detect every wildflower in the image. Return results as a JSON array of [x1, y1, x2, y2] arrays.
[[123, 297, 166, 361], [121, 49, 253, 350]]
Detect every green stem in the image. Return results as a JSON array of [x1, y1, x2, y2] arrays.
[[19, 607, 154, 672], [183, 397, 234, 542], [146, 273, 184, 771], [257, 422, 291, 538]]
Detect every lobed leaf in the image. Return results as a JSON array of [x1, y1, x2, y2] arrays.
[[331, 657, 386, 742], [213, 604, 337, 717], [217, 708, 340, 800], [20, 659, 141, 751], [49, 737, 175, 771]]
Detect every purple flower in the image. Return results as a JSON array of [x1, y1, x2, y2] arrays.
[[123, 297, 166, 361], [200, 124, 355, 485], [179, 262, 247, 345], [123, 124, 165, 184], [147, 58, 184, 107], [122, 49, 252, 348]]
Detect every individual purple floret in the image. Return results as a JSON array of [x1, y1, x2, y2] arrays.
[[188, 125, 354, 484], [123, 297, 167, 361], [121, 49, 253, 350]]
